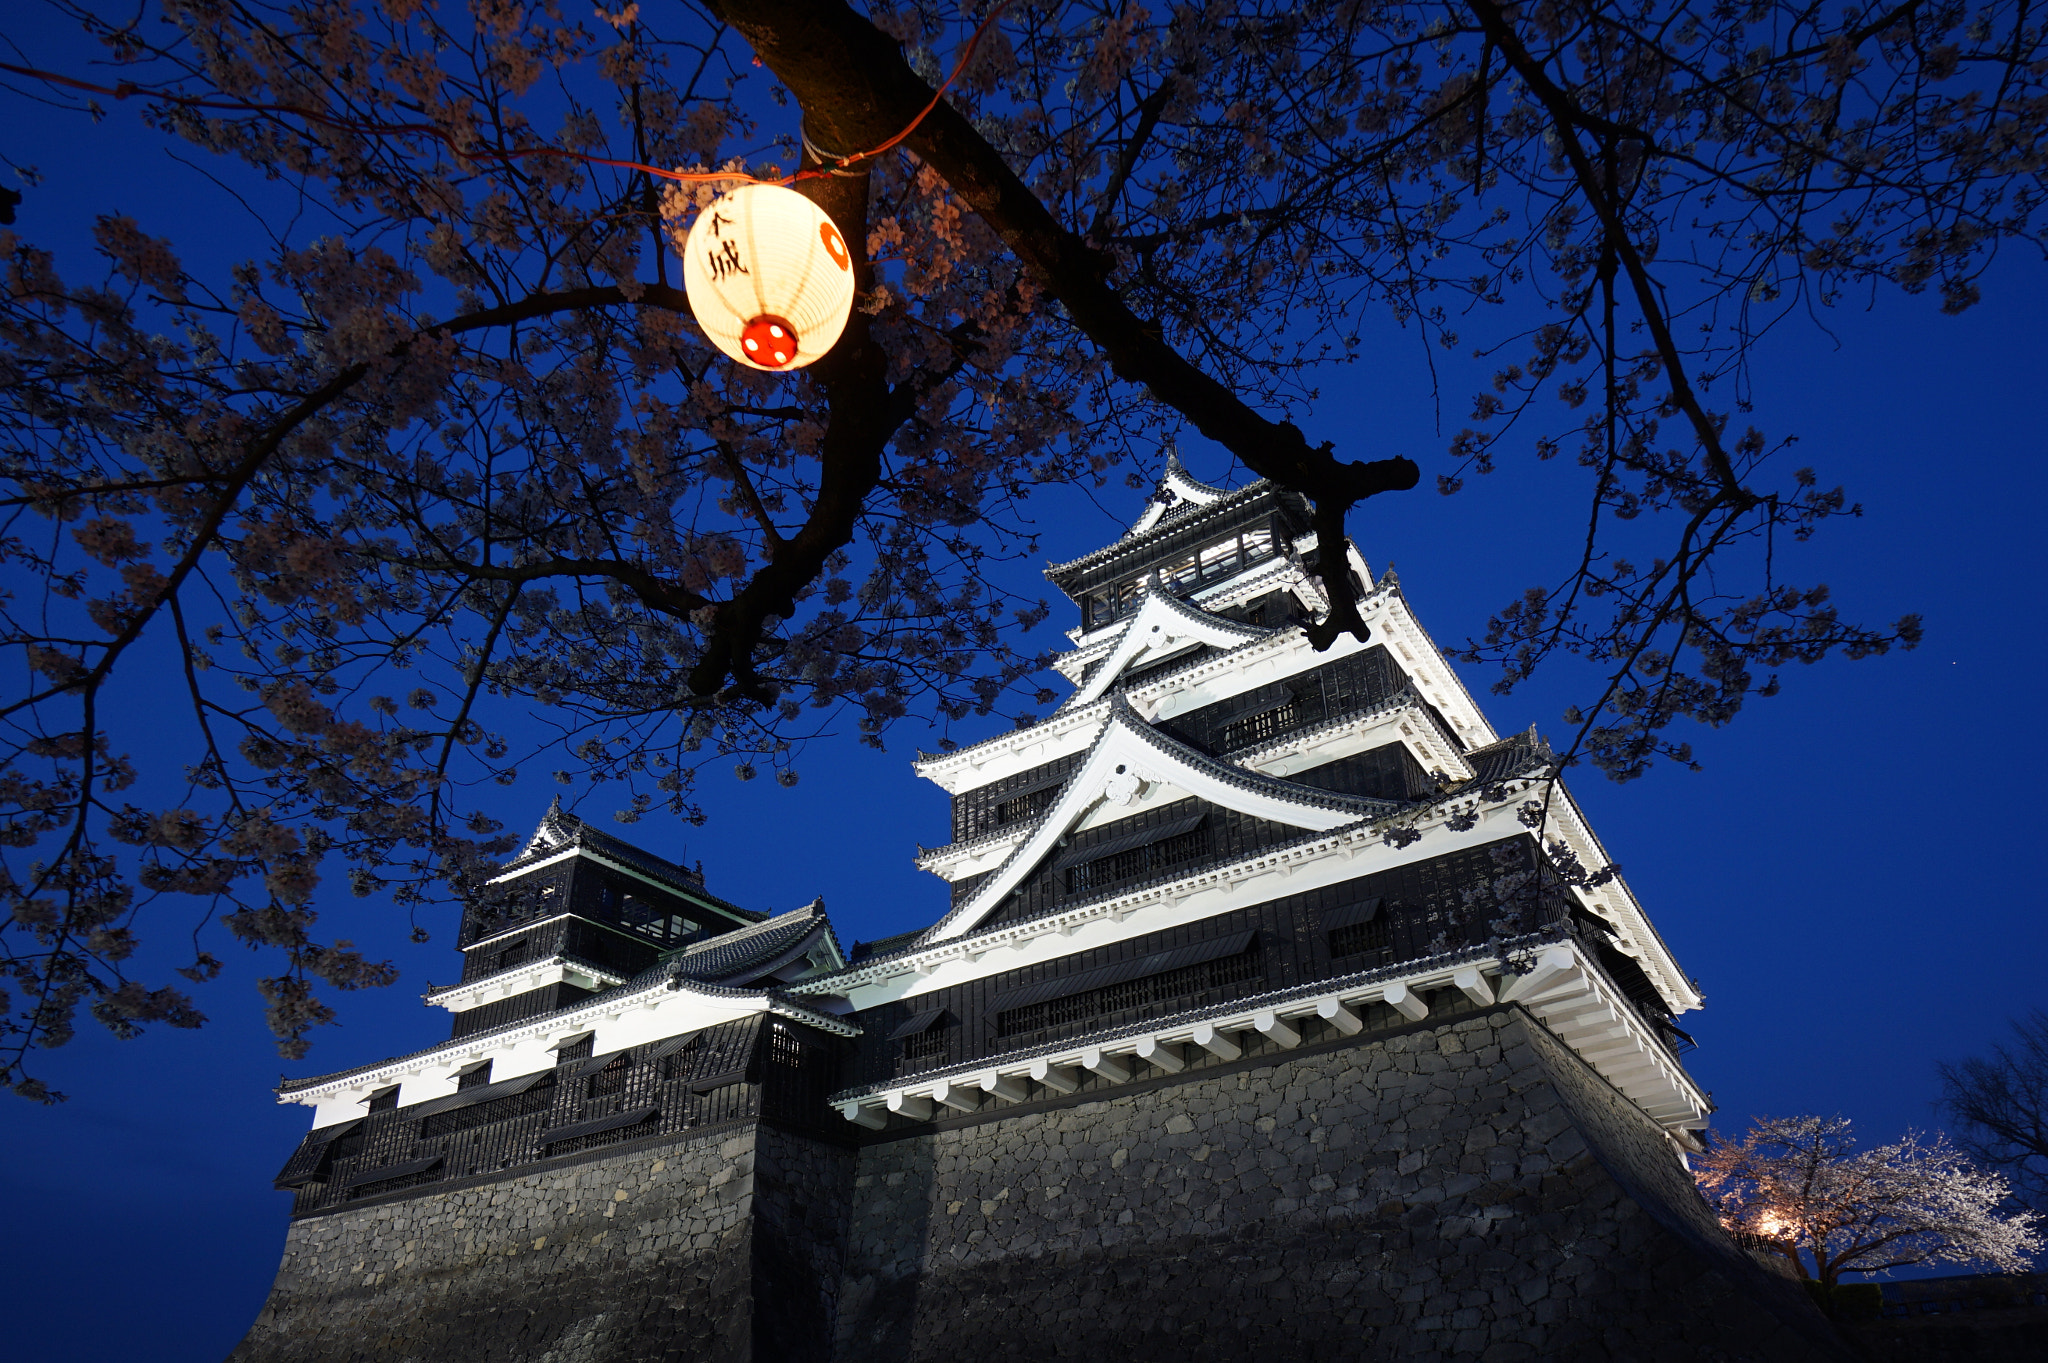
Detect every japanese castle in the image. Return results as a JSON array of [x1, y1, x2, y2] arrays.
[[237, 465, 1793, 1363]]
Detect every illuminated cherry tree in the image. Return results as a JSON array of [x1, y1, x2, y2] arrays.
[[2, 0, 2040, 1095], [1696, 1115, 2043, 1287]]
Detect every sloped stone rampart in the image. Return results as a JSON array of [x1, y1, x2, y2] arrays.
[[832, 1009, 1854, 1362], [229, 1007, 1856, 1362], [228, 1129, 762, 1363]]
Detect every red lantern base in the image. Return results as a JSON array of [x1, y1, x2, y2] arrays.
[[740, 314, 800, 368]]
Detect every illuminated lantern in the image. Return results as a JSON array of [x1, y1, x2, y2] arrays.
[[681, 183, 856, 372]]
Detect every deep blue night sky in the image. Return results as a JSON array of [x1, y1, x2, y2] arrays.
[[4, 13, 2046, 1360]]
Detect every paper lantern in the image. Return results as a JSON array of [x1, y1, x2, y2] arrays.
[[681, 184, 855, 371]]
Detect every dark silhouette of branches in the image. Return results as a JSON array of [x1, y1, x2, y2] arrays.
[[1941, 1011, 2048, 1213]]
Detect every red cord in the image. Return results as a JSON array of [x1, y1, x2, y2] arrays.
[[0, 2, 1013, 191]]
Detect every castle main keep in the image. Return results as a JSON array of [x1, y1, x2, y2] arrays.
[[231, 467, 1850, 1361]]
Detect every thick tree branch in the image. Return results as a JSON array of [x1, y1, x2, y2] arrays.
[[1467, 0, 1754, 506], [706, 0, 1419, 647], [686, 134, 893, 701]]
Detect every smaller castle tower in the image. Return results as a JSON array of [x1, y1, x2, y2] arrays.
[[435, 798, 767, 1040]]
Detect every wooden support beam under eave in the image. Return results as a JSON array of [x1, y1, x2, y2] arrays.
[[1253, 1010, 1300, 1048], [1317, 999, 1364, 1035], [1384, 981, 1429, 1023], [932, 1081, 982, 1113], [977, 1072, 1027, 1103], [1453, 965, 1494, 1007], [887, 1092, 935, 1121], [1082, 1047, 1132, 1083], [838, 1102, 888, 1130], [1030, 1058, 1082, 1094], [1136, 1036, 1186, 1073], [1192, 1022, 1242, 1061]]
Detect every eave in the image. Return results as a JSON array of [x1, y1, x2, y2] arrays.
[[1057, 581, 1274, 712], [827, 937, 1708, 1136], [920, 694, 1399, 943], [423, 956, 628, 1013], [276, 972, 859, 1105]]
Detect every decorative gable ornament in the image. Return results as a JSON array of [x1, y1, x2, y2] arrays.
[[681, 184, 855, 371]]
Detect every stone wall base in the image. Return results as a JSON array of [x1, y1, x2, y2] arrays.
[[227, 1126, 846, 1363], [230, 1008, 1855, 1362]]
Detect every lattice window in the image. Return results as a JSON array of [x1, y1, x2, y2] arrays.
[[993, 785, 1058, 827], [348, 1166, 442, 1200], [418, 1076, 557, 1138], [1067, 825, 1211, 896], [1079, 523, 1279, 629], [768, 1023, 805, 1070], [661, 1041, 702, 1081], [556, 1035, 595, 1063], [544, 1114, 660, 1158], [586, 1054, 633, 1098], [1221, 697, 1301, 751], [1329, 918, 1390, 961], [365, 1086, 400, 1113], [456, 1061, 494, 1090], [900, 1027, 951, 1063], [996, 948, 1263, 1039], [901, 1028, 949, 1061], [620, 895, 697, 945]]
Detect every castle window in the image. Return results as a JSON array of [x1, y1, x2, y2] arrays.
[[365, 1085, 400, 1112], [1220, 692, 1302, 751], [620, 895, 696, 945], [455, 1060, 494, 1090], [658, 1037, 703, 1081], [1078, 522, 1280, 630], [994, 933, 1262, 1041], [993, 783, 1060, 827], [417, 1074, 557, 1139], [552, 1033, 595, 1064], [1328, 918, 1390, 961], [891, 1009, 952, 1069], [490, 938, 531, 973], [1081, 579, 1141, 630], [1325, 897, 1388, 963], [344, 1158, 443, 1201], [900, 1028, 949, 1062], [1062, 816, 1210, 897], [585, 1053, 634, 1098]]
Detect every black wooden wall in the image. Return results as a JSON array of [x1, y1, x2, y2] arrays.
[[843, 834, 1581, 1091], [277, 1016, 849, 1218]]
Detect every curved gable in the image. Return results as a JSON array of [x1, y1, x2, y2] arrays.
[[1063, 582, 1273, 712], [921, 696, 1395, 943], [1128, 456, 1238, 536]]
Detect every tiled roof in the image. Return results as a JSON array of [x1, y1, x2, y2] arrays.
[[910, 694, 1402, 945], [667, 902, 834, 986], [279, 907, 848, 1094], [275, 968, 853, 1093], [915, 620, 1309, 773], [496, 801, 764, 923], [1053, 582, 1275, 714], [1457, 726, 1554, 786], [1043, 479, 1300, 580], [422, 953, 627, 1001], [825, 931, 1559, 1104]]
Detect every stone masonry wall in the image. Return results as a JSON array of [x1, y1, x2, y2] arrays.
[[230, 1006, 1859, 1362], [230, 1127, 764, 1363], [832, 1008, 1856, 1363]]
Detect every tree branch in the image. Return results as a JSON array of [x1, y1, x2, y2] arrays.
[[706, 0, 1419, 648]]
